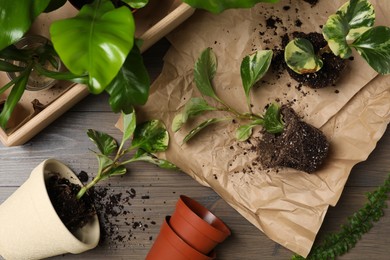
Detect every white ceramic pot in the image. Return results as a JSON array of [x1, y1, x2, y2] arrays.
[[0, 159, 100, 260]]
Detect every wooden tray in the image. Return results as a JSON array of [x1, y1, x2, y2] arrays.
[[0, 0, 194, 147]]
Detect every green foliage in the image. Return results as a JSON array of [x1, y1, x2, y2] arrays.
[[285, 0, 389, 76], [241, 50, 273, 108], [50, 0, 135, 94], [284, 38, 323, 74], [182, 0, 279, 13], [0, 0, 51, 51], [128, 0, 149, 9], [77, 111, 177, 199], [292, 174, 390, 260], [173, 48, 284, 144]]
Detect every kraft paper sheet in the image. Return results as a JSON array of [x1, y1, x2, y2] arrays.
[[118, 0, 390, 256]]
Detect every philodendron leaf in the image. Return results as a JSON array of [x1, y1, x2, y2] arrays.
[[122, 111, 137, 144], [323, 0, 375, 58], [105, 43, 150, 114], [133, 151, 179, 170], [132, 120, 169, 153], [235, 119, 263, 141], [241, 50, 273, 105], [95, 153, 113, 178], [351, 26, 390, 75], [50, 0, 135, 94], [104, 165, 127, 179], [183, 0, 279, 14], [87, 129, 118, 156], [194, 48, 219, 100], [285, 38, 323, 74], [0, 0, 51, 50], [182, 118, 228, 144], [128, 0, 149, 9], [172, 97, 216, 132], [263, 103, 284, 134]]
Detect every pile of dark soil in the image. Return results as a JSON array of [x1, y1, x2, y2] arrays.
[[285, 32, 347, 89], [46, 173, 96, 232], [259, 105, 329, 173]]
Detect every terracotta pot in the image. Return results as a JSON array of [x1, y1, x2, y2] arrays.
[[146, 216, 216, 260], [0, 159, 100, 260], [169, 195, 231, 254]]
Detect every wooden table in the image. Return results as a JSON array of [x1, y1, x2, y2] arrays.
[[1, 38, 389, 260]]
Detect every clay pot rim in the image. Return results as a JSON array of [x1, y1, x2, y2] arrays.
[[163, 216, 215, 260], [176, 195, 231, 241]]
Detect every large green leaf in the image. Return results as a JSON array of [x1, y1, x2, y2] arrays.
[[183, 0, 279, 13], [323, 0, 375, 58], [351, 26, 390, 75], [132, 120, 169, 153], [0, 0, 51, 51], [172, 97, 216, 132], [240, 50, 273, 106], [105, 44, 150, 114], [50, 0, 135, 94], [284, 38, 323, 74], [194, 48, 219, 100], [121, 111, 136, 145], [87, 129, 118, 156]]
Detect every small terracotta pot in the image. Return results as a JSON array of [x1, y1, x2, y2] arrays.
[[169, 195, 231, 254], [146, 216, 216, 260], [0, 159, 100, 259]]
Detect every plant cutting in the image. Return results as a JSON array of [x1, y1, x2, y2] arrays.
[[76, 109, 177, 199], [172, 47, 284, 143], [173, 47, 330, 173], [284, 0, 390, 88], [292, 173, 390, 259]]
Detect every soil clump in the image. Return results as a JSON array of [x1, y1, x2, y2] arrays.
[[259, 105, 329, 173]]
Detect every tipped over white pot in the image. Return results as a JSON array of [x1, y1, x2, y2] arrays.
[[0, 159, 100, 260]]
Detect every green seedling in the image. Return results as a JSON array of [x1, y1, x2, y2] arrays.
[[77, 111, 177, 199], [172, 47, 284, 143]]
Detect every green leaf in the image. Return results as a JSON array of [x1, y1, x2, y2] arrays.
[[241, 50, 273, 105], [182, 0, 279, 14], [0, 70, 30, 129], [194, 48, 219, 100], [263, 104, 284, 134], [172, 97, 216, 132], [105, 43, 150, 113], [235, 119, 263, 141], [95, 153, 114, 180], [323, 0, 375, 58], [351, 26, 390, 75], [122, 111, 137, 144], [133, 151, 179, 170], [0, 0, 51, 51], [284, 38, 323, 74], [87, 129, 118, 156], [128, 0, 149, 9], [50, 0, 135, 94], [182, 118, 228, 144], [105, 165, 127, 178], [132, 120, 169, 153], [0, 60, 25, 72]]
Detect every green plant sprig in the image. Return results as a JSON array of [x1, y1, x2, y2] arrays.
[[285, 0, 390, 75], [292, 173, 390, 260], [76, 110, 177, 199], [172, 47, 284, 144]]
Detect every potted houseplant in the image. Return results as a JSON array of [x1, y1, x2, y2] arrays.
[[0, 109, 176, 259], [0, 0, 280, 130], [283, 0, 390, 88]]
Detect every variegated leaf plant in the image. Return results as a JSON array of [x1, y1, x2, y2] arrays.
[[285, 0, 390, 75], [172, 48, 284, 144]]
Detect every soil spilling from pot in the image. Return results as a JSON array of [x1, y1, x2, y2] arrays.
[[285, 32, 347, 89], [259, 105, 329, 173], [46, 173, 96, 232]]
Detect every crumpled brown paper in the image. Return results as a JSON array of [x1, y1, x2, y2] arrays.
[[118, 0, 390, 256]]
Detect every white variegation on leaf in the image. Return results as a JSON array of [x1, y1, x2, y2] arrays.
[[323, 0, 375, 58], [351, 26, 390, 75], [285, 38, 323, 74]]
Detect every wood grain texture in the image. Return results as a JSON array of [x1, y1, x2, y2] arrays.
[[1, 38, 390, 259]]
